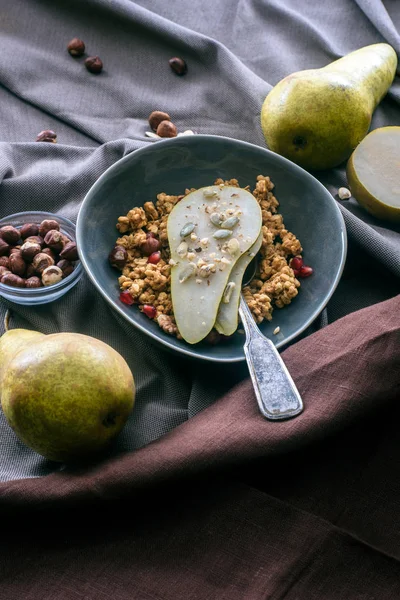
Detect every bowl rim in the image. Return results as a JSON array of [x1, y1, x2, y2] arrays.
[[77, 134, 347, 362], [0, 211, 82, 295]]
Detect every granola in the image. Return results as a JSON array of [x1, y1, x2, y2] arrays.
[[110, 176, 305, 340]]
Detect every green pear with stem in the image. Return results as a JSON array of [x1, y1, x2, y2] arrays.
[[261, 44, 398, 170]]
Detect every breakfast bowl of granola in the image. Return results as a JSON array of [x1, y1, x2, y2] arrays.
[[76, 135, 346, 362]]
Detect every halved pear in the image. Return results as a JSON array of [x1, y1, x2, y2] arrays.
[[167, 185, 262, 344], [215, 230, 263, 336], [347, 126, 400, 222]]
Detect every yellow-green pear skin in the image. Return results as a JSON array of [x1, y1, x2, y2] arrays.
[[1, 332, 135, 463], [261, 44, 398, 170], [0, 329, 44, 391], [347, 126, 400, 222]]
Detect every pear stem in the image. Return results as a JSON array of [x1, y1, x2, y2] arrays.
[[4, 309, 10, 332]]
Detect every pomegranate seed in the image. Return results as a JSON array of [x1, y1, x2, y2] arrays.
[[148, 251, 161, 265], [299, 265, 313, 278], [290, 256, 303, 271], [143, 304, 157, 319], [119, 291, 135, 305]]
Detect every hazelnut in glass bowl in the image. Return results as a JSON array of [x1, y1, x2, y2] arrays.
[[0, 212, 82, 305]]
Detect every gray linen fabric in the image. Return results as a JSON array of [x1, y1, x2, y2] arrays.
[[0, 0, 398, 481]]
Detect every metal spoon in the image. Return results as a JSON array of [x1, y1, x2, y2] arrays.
[[239, 263, 303, 421]]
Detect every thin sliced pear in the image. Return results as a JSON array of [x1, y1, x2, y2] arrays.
[[167, 185, 262, 344], [215, 231, 263, 336]]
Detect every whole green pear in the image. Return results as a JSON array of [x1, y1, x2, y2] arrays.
[[0, 329, 44, 391], [1, 332, 135, 462], [261, 44, 398, 170]]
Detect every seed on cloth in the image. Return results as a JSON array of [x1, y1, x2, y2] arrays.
[[85, 56, 103, 74], [67, 38, 85, 57], [36, 130, 57, 143], [169, 57, 187, 75]]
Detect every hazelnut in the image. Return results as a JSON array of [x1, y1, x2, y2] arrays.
[[0, 256, 9, 268], [60, 242, 78, 261], [168, 57, 187, 76], [85, 56, 103, 74], [32, 252, 54, 274], [20, 223, 39, 239], [44, 230, 64, 252], [156, 120, 177, 138], [25, 276, 42, 288], [26, 263, 36, 278], [9, 252, 26, 276], [67, 38, 85, 57], [148, 111, 171, 132], [36, 130, 57, 143], [39, 220, 60, 238], [56, 259, 74, 278], [42, 266, 63, 286], [108, 245, 127, 269], [0, 266, 10, 278], [0, 226, 20, 245], [140, 235, 160, 256], [41, 247, 57, 261], [20, 241, 42, 262], [9, 246, 21, 254], [25, 235, 45, 247], [1, 273, 25, 288]]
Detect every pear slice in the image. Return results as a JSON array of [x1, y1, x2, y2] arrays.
[[167, 185, 262, 344], [347, 126, 400, 223], [215, 230, 263, 336]]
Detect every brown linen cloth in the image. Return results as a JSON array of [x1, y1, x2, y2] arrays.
[[1, 294, 399, 599]]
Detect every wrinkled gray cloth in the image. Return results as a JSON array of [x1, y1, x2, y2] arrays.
[[0, 0, 399, 481]]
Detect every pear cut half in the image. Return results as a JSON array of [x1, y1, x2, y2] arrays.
[[215, 231, 263, 336], [167, 186, 262, 344]]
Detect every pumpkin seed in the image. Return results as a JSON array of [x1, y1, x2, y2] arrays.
[[223, 282, 236, 303], [227, 238, 240, 256], [180, 222, 195, 238], [210, 212, 223, 227], [213, 229, 232, 239], [220, 216, 239, 229], [179, 263, 197, 283], [177, 241, 188, 258]]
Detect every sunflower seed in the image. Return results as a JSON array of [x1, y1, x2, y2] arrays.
[[220, 216, 239, 229], [213, 229, 232, 239], [180, 222, 195, 238], [179, 263, 197, 283], [177, 241, 188, 258], [210, 212, 223, 227], [223, 281, 236, 303]]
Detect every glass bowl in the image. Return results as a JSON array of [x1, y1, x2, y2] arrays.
[[0, 211, 82, 305]]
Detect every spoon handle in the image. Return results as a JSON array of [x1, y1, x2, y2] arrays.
[[239, 295, 303, 421]]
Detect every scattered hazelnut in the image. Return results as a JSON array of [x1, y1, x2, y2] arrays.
[[0, 226, 20, 245], [140, 235, 160, 256], [9, 246, 21, 254], [1, 273, 25, 287], [25, 276, 42, 288], [156, 120, 177, 138], [32, 252, 54, 274], [0, 256, 9, 268], [41, 247, 57, 260], [9, 252, 26, 276], [67, 38, 85, 57], [26, 263, 36, 278], [108, 245, 127, 269], [85, 56, 103, 74], [169, 57, 187, 76], [44, 230, 64, 252], [56, 259, 74, 278], [0, 266, 10, 278], [148, 111, 171, 132], [36, 130, 57, 143], [59, 242, 78, 261], [20, 241, 42, 262], [42, 266, 63, 286], [39, 220, 60, 238], [20, 223, 40, 239], [25, 235, 45, 247], [0, 239, 9, 256]]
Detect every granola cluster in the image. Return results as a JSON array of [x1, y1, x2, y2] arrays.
[[112, 176, 302, 338]]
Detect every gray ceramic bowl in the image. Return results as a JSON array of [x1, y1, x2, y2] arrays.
[[77, 135, 346, 362]]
